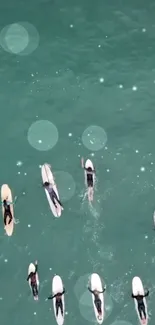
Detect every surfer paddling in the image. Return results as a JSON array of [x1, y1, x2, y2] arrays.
[[88, 286, 106, 319], [131, 289, 149, 322], [43, 182, 64, 211], [48, 288, 65, 316], [2, 199, 13, 227], [81, 157, 95, 202], [27, 260, 38, 298]]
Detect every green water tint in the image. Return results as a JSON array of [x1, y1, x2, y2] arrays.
[[0, 0, 155, 325]]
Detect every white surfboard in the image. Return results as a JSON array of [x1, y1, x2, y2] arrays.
[[1, 184, 14, 236], [41, 164, 61, 217], [28, 263, 39, 301], [132, 276, 148, 325], [52, 275, 65, 325], [90, 273, 104, 324]]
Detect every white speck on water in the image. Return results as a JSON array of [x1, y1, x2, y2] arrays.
[[24, 173, 27, 176], [99, 77, 104, 83], [39, 165, 42, 168], [142, 28, 146, 32], [38, 139, 42, 143], [151, 162, 154, 165], [49, 267, 52, 271], [140, 166, 145, 172], [145, 235, 148, 239], [16, 161, 23, 166], [34, 312, 37, 315], [28, 224, 31, 228], [68, 133, 72, 137], [70, 24, 73, 28], [23, 192, 25, 195], [91, 153, 94, 157], [4, 259, 8, 263], [98, 44, 101, 48], [135, 150, 139, 153], [132, 86, 137, 91], [119, 84, 123, 89], [65, 311, 68, 315], [0, 297, 3, 300], [36, 115, 38, 118], [18, 172, 20, 175], [90, 140, 94, 144], [107, 169, 110, 172], [105, 146, 108, 150], [31, 73, 34, 77], [137, 175, 139, 178]]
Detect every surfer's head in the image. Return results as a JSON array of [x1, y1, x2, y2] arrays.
[[3, 199, 7, 205], [87, 167, 92, 172], [94, 290, 98, 295], [44, 182, 49, 186]]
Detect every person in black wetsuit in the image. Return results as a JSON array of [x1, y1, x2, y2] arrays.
[[88, 286, 106, 318], [27, 260, 38, 297], [2, 199, 13, 226], [48, 288, 65, 316], [81, 158, 95, 188], [43, 182, 64, 210], [131, 290, 149, 320]]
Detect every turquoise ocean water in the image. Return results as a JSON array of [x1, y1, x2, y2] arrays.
[[0, 1, 155, 325]]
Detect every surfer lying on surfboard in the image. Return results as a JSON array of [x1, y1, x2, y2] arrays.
[[27, 260, 38, 298], [131, 289, 149, 320], [43, 182, 64, 211], [81, 157, 95, 201], [88, 286, 106, 318], [2, 199, 13, 226], [48, 288, 65, 316]]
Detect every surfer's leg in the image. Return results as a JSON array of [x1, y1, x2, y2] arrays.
[[8, 214, 12, 224], [50, 195, 57, 208], [4, 211, 8, 226], [95, 299, 101, 313], [60, 299, 63, 315], [56, 301, 59, 316], [32, 284, 38, 296], [56, 198, 63, 209], [141, 304, 146, 318], [138, 306, 143, 319]]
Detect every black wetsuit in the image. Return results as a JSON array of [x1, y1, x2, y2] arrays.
[[132, 290, 149, 319], [27, 264, 38, 297], [84, 167, 95, 188], [44, 183, 63, 209], [88, 287, 105, 313], [3, 201, 12, 226], [48, 289, 65, 316]]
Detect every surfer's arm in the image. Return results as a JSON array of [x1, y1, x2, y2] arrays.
[[48, 294, 55, 299], [27, 273, 32, 281], [99, 287, 106, 293], [61, 289, 65, 295], [88, 287, 94, 294], [81, 157, 84, 168], [34, 264, 38, 273], [144, 290, 149, 297], [131, 293, 136, 298]]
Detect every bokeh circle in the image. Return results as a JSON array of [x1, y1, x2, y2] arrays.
[[27, 120, 58, 151], [54, 171, 76, 201], [82, 125, 107, 151], [0, 22, 39, 55]]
